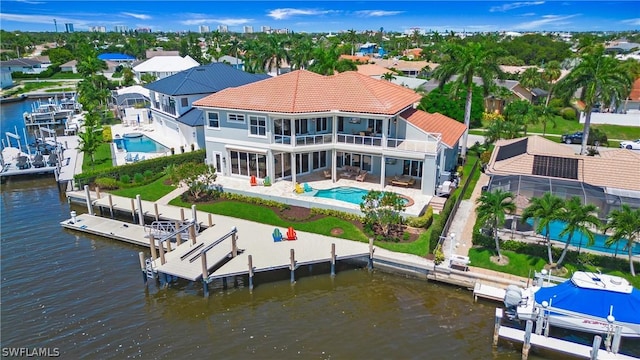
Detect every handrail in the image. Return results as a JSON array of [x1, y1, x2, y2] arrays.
[[189, 228, 237, 263]]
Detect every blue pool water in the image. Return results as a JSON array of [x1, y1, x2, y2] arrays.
[[314, 186, 409, 206], [527, 219, 639, 256], [114, 133, 169, 153]]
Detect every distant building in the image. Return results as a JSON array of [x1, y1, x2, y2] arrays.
[[60, 60, 78, 73], [243, 26, 253, 34], [145, 50, 180, 59], [114, 25, 128, 33], [133, 55, 200, 81], [0, 57, 51, 74], [199, 25, 210, 33], [90, 26, 107, 33], [261, 26, 271, 33], [136, 27, 152, 33], [65, 23, 74, 33], [218, 25, 228, 33]]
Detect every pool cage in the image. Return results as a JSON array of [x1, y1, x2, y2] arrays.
[[487, 175, 640, 221]]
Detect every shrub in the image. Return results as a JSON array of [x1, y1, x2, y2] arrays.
[[102, 126, 112, 142], [133, 173, 145, 183], [403, 232, 410, 241], [548, 98, 565, 110], [95, 177, 118, 190], [143, 170, 153, 179], [119, 174, 131, 184], [434, 244, 445, 265], [429, 191, 459, 254], [310, 208, 364, 222], [560, 107, 576, 120], [406, 206, 433, 228]]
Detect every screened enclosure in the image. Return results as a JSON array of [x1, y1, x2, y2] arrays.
[[487, 175, 640, 219]]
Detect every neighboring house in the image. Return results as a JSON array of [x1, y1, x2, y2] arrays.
[[486, 136, 640, 217], [60, 60, 78, 73], [0, 57, 51, 74], [145, 63, 270, 151], [372, 58, 434, 78], [339, 55, 371, 64], [1, 67, 13, 89], [213, 55, 244, 71], [133, 55, 199, 81], [145, 50, 180, 58], [356, 64, 428, 89], [193, 70, 466, 196], [97, 53, 136, 63], [402, 48, 423, 59]]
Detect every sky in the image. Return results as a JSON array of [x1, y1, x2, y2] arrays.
[[1, 1, 639, 34]]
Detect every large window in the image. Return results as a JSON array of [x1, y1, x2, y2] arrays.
[[403, 160, 423, 177], [207, 112, 220, 128], [181, 98, 188, 107], [337, 152, 372, 171], [229, 150, 267, 178], [249, 115, 266, 136], [315, 117, 329, 132]]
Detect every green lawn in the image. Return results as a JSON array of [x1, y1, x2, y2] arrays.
[[376, 214, 438, 256], [82, 142, 113, 172], [461, 154, 481, 200], [111, 175, 175, 201], [170, 198, 370, 243]]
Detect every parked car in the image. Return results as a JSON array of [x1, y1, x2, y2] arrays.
[[619, 139, 640, 150], [560, 129, 608, 146]]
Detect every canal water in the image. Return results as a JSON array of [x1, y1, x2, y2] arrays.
[[2, 102, 638, 359]]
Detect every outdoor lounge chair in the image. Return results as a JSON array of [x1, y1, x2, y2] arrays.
[[356, 170, 367, 182], [390, 175, 415, 188], [303, 183, 312, 192], [323, 170, 332, 179], [124, 153, 134, 163], [286, 227, 297, 240], [47, 152, 58, 167], [272, 228, 283, 242], [32, 153, 45, 168]]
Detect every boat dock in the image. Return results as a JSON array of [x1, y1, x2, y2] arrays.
[[493, 308, 637, 360]]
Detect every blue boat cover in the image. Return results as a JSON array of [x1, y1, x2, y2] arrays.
[[535, 280, 640, 325]]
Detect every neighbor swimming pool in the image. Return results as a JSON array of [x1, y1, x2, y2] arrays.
[[114, 133, 169, 153], [526, 219, 639, 256], [314, 186, 412, 206]]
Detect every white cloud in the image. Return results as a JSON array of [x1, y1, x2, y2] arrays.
[[355, 10, 404, 17], [15, 0, 45, 4], [181, 18, 252, 26], [1, 13, 75, 25], [490, 2, 545, 12], [267, 8, 333, 20], [621, 18, 640, 26], [121, 12, 151, 20], [512, 14, 578, 30]]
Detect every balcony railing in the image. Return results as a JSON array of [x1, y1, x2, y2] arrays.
[[161, 104, 176, 116], [386, 138, 438, 153], [336, 134, 383, 147], [274, 134, 333, 146]]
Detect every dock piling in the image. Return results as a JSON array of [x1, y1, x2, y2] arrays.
[[96, 187, 101, 199], [149, 234, 157, 260], [522, 320, 533, 360], [208, 213, 213, 227], [591, 335, 602, 360], [108, 195, 114, 219], [136, 195, 144, 226], [368, 238, 374, 270], [330, 243, 336, 277], [158, 238, 166, 265], [290, 249, 296, 283], [83, 185, 93, 215], [231, 227, 237, 257], [191, 205, 197, 224], [154, 203, 159, 221], [130, 198, 136, 223], [248, 255, 254, 291], [189, 224, 196, 245], [493, 308, 502, 347], [180, 208, 185, 222], [138, 252, 146, 284], [175, 221, 182, 245]]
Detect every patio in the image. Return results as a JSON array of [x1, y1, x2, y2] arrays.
[[110, 123, 185, 166], [212, 170, 431, 217]]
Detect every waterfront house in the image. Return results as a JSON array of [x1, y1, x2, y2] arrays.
[[133, 55, 199, 81], [0, 56, 51, 75], [193, 70, 466, 196], [60, 60, 78, 73], [145, 63, 270, 151], [485, 136, 640, 217]]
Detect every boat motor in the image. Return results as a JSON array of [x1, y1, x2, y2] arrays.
[[504, 285, 523, 320]]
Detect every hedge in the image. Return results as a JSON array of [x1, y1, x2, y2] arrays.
[[406, 206, 433, 228], [74, 150, 205, 188], [428, 191, 459, 254]]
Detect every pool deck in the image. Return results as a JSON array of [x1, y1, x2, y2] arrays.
[[111, 123, 180, 166]]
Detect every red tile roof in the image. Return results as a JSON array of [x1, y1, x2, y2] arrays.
[[399, 108, 466, 148], [629, 78, 640, 101], [194, 70, 422, 115]]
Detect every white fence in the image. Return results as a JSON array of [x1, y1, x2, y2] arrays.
[[580, 111, 640, 126]]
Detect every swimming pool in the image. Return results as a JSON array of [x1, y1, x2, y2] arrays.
[[114, 133, 169, 153], [526, 219, 639, 256], [314, 186, 412, 206]]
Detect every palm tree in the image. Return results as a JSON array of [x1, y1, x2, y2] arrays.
[[77, 123, 102, 169], [503, 99, 537, 136], [262, 35, 290, 75], [555, 197, 601, 268], [432, 41, 505, 158], [555, 45, 632, 155], [382, 72, 396, 81], [308, 45, 343, 75], [541, 60, 562, 107], [521, 193, 565, 265], [519, 67, 543, 92], [603, 205, 640, 276], [77, 55, 107, 77], [475, 189, 516, 262]]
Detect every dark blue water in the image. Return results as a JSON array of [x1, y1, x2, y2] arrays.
[[0, 99, 41, 147]]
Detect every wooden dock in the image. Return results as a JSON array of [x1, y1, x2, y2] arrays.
[[473, 282, 506, 302]]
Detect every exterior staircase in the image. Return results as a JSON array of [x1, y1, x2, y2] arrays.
[[428, 196, 448, 214]]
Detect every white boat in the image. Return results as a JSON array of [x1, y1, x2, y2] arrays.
[[23, 98, 76, 127], [504, 271, 640, 338]]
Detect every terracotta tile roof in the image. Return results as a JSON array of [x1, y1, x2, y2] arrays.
[[629, 78, 640, 101], [357, 64, 393, 76], [487, 136, 640, 192], [399, 108, 466, 148], [194, 70, 422, 115], [339, 55, 371, 63]]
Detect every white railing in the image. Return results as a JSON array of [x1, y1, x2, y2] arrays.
[[336, 134, 383, 147], [295, 134, 333, 145]]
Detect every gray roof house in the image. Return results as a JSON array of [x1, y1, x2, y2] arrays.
[[0, 57, 51, 74], [145, 63, 270, 151]]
